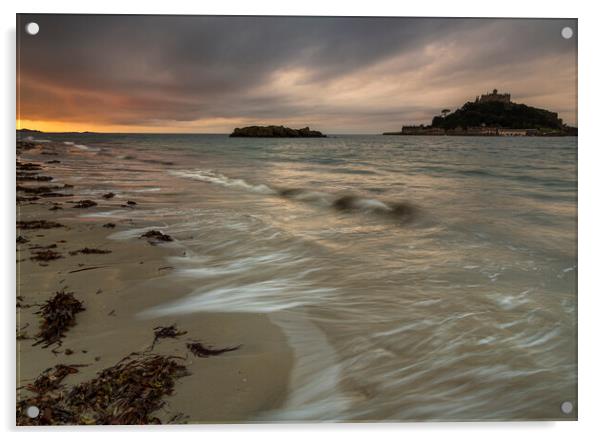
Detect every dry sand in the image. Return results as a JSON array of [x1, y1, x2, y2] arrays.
[[16, 141, 293, 423]]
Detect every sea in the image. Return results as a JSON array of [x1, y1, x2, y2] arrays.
[[23, 133, 578, 421]]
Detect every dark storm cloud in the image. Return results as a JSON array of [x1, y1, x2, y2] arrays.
[[17, 15, 577, 132]]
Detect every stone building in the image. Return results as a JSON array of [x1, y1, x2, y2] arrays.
[[476, 89, 511, 104], [498, 128, 527, 136], [466, 126, 498, 136]]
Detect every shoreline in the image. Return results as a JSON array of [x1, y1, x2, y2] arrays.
[[382, 133, 578, 137], [16, 139, 294, 424]]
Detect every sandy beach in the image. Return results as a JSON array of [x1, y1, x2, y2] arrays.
[[15, 131, 577, 422], [16, 139, 293, 424]]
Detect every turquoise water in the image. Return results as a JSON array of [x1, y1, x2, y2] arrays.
[[27, 133, 577, 421]]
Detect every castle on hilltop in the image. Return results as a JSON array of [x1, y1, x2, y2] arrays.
[[475, 89, 511, 104], [383, 87, 577, 137]]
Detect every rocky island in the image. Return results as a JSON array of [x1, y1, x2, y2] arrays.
[[230, 125, 326, 138], [384, 90, 577, 136]]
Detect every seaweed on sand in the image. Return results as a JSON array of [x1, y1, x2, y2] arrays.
[[17, 220, 64, 229], [29, 244, 57, 250], [102, 223, 116, 228], [186, 341, 241, 358], [73, 200, 98, 208], [16, 196, 40, 203], [17, 185, 66, 194], [34, 290, 85, 348], [150, 325, 187, 350], [17, 173, 53, 182], [30, 250, 63, 262], [17, 353, 189, 425], [17, 235, 29, 244], [140, 230, 173, 244], [27, 364, 82, 394], [17, 327, 32, 340], [16, 161, 42, 171], [69, 248, 112, 256]]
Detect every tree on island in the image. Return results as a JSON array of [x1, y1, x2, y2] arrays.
[[431, 100, 565, 130]]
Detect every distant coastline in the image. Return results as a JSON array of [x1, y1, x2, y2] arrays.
[[383, 127, 577, 137]]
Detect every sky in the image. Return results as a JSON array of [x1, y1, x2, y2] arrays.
[[17, 15, 577, 134]]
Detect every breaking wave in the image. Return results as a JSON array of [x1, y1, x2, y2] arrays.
[[171, 170, 276, 194], [63, 141, 100, 152], [172, 169, 417, 222]]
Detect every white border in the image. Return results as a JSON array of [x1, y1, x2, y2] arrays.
[[2, 1, 601, 438]]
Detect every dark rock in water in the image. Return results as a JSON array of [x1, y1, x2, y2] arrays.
[[279, 188, 307, 198], [102, 192, 115, 199], [332, 195, 358, 211], [17, 235, 29, 244], [73, 200, 97, 208], [102, 223, 116, 228], [126, 200, 137, 206], [332, 195, 416, 223], [140, 230, 173, 244], [230, 125, 326, 138], [389, 202, 415, 219]]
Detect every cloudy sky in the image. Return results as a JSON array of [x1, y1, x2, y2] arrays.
[[17, 15, 577, 133]]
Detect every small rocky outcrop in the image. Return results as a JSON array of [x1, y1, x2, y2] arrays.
[[230, 125, 326, 138]]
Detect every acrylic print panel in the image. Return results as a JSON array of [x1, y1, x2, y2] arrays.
[[16, 14, 577, 424]]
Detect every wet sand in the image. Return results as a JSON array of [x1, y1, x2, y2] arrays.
[[16, 140, 293, 423]]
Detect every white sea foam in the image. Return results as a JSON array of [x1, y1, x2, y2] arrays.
[[139, 279, 334, 316], [78, 209, 131, 219], [63, 141, 100, 151], [108, 226, 167, 240], [354, 198, 391, 211], [174, 252, 297, 278], [25, 136, 51, 143], [171, 169, 276, 194], [259, 311, 352, 421], [129, 187, 162, 193]]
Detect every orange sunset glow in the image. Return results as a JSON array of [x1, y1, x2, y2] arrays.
[[17, 15, 577, 133]]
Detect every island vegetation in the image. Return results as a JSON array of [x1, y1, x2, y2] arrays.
[[384, 90, 577, 136], [230, 125, 326, 138]]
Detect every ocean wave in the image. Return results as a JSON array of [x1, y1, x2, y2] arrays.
[[173, 169, 417, 222], [139, 279, 335, 315], [63, 141, 100, 152], [24, 136, 51, 143], [171, 169, 276, 194]]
